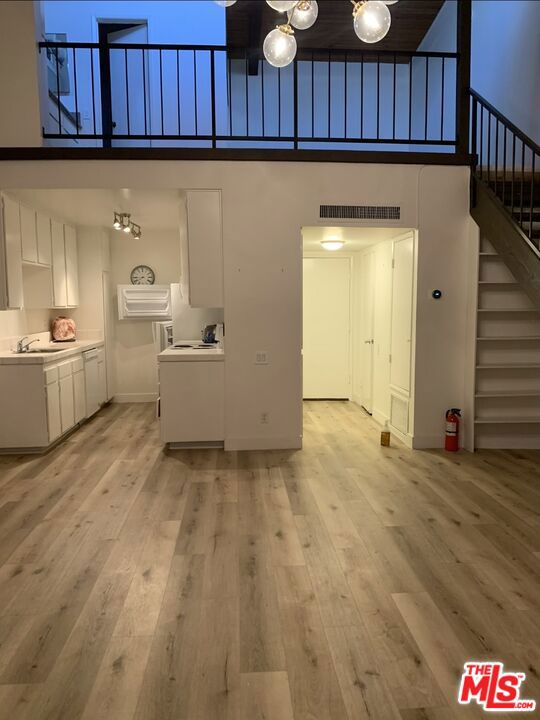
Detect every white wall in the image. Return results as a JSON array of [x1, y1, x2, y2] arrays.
[[0, 1, 44, 146], [420, 0, 540, 145], [111, 228, 181, 402], [414, 165, 470, 447], [0, 160, 470, 450]]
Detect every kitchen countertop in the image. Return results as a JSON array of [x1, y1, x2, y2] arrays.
[[0, 339, 105, 365], [159, 345, 225, 362]]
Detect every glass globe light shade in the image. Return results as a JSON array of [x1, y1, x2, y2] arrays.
[[263, 27, 297, 67], [353, 1, 391, 44], [291, 0, 318, 30], [214, 0, 237, 6], [382, 0, 398, 4], [266, 1, 299, 12]]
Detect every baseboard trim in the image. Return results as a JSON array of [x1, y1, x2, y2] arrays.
[[370, 408, 415, 448], [225, 436, 302, 451], [168, 441, 224, 450], [372, 409, 389, 427], [412, 435, 445, 449], [112, 393, 158, 404]]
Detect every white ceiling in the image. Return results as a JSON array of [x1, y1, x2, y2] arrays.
[[302, 226, 412, 253], [12, 189, 183, 231]]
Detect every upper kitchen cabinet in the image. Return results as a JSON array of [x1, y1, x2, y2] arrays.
[[51, 220, 67, 307], [36, 212, 52, 266], [64, 225, 79, 307], [20, 204, 38, 264], [0, 194, 23, 310], [185, 190, 223, 308], [19, 206, 51, 267], [52, 221, 79, 308]]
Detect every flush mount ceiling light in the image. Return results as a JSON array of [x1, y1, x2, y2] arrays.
[[113, 212, 142, 239], [320, 239, 345, 251], [216, 0, 397, 67]]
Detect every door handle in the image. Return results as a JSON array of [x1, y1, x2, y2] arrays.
[[364, 339, 374, 344]]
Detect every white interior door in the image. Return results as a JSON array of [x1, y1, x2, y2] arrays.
[[361, 251, 375, 413], [303, 256, 351, 399], [390, 234, 414, 392]]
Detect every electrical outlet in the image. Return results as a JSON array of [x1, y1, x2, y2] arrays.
[[260, 412, 269, 424], [255, 351, 269, 365]]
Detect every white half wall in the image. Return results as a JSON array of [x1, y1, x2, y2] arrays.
[[0, 2, 44, 147], [0, 160, 470, 449]]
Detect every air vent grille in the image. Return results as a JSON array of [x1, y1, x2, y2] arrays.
[[320, 205, 400, 220]]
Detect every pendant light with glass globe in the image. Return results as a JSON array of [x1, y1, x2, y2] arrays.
[[215, 0, 397, 68]]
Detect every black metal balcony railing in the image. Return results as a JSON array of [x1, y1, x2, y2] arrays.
[[470, 89, 540, 251], [39, 42, 459, 151]]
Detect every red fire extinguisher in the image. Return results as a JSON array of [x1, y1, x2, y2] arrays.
[[445, 408, 461, 452]]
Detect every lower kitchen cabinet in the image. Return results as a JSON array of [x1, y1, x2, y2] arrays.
[[58, 362, 75, 435], [0, 345, 104, 451], [159, 360, 224, 445], [97, 348, 107, 405], [45, 373, 62, 443], [73, 364, 86, 424]]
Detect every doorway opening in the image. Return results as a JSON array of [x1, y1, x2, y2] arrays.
[[97, 20, 149, 148], [302, 226, 417, 445]]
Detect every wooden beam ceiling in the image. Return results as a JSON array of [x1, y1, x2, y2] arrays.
[[225, 0, 446, 54]]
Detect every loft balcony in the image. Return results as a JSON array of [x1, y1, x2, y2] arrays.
[[34, 0, 472, 162], [39, 41, 465, 160]]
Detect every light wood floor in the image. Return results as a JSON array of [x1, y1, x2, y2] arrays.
[[0, 401, 539, 720]]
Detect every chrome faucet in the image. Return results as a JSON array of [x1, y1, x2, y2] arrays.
[[16, 336, 40, 353]]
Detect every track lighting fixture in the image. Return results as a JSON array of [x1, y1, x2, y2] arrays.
[[113, 212, 142, 239]]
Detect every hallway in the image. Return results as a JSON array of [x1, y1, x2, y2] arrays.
[[0, 401, 538, 719]]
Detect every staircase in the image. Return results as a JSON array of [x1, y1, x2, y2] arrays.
[[470, 90, 540, 309], [469, 91, 540, 448], [473, 238, 540, 449]]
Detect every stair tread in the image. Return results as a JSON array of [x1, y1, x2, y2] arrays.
[[477, 307, 538, 312], [476, 335, 540, 341], [475, 416, 540, 424], [478, 281, 518, 285], [476, 390, 540, 397], [477, 363, 540, 369]]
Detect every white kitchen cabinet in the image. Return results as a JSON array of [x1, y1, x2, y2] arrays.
[[20, 204, 38, 264], [0, 345, 103, 451], [51, 220, 67, 307], [45, 368, 62, 443], [58, 362, 75, 434], [65, 225, 79, 306], [51, 221, 78, 308], [185, 190, 223, 308], [97, 348, 106, 405], [72, 357, 86, 423], [0, 194, 24, 310], [36, 212, 52, 266], [159, 359, 224, 444]]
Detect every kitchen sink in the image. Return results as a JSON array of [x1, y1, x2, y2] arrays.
[[24, 348, 65, 353]]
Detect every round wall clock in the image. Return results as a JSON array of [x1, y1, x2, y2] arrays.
[[130, 265, 155, 285]]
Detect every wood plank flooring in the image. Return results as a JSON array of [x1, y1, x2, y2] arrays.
[[0, 400, 539, 720]]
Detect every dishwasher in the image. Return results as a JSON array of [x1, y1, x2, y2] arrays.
[[83, 348, 100, 417]]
